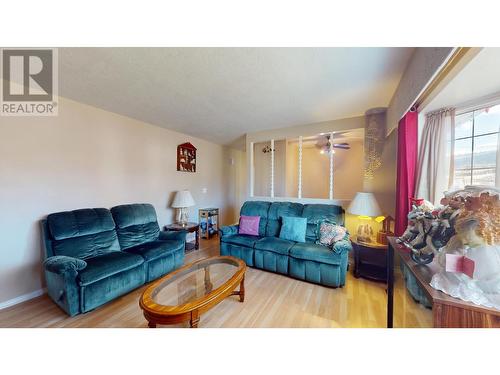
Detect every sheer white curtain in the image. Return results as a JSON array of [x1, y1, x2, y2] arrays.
[[415, 108, 455, 205]]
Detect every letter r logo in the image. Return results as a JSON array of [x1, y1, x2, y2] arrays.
[[2, 49, 53, 102]]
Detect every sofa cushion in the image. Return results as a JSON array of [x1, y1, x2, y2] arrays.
[[240, 201, 270, 237], [47, 208, 116, 240], [255, 237, 295, 255], [52, 230, 121, 259], [124, 240, 184, 262], [279, 216, 307, 243], [266, 202, 303, 237], [220, 234, 262, 248], [78, 251, 144, 286], [111, 204, 161, 249], [47, 208, 120, 259], [290, 242, 344, 265], [301, 204, 344, 243]]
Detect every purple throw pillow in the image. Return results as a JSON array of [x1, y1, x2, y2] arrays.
[[238, 215, 260, 236]]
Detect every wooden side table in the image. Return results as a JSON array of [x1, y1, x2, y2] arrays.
[[351, 237, 387, 282], [164, 222, 200, 252]]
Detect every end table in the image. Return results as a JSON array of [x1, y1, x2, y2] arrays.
[[199, 208, 219, 239], [164, 222, 200, 252], [351, 237, 387, 282]]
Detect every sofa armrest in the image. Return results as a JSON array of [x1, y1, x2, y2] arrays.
[[332, 239, 352, 255], [158, 230, 187, 242], [43, 256, 83, 316], [43, 255, 87, 276], [219, 225, 239, 237]]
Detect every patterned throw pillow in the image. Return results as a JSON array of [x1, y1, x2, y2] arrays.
[[316, 220, 347, 247]]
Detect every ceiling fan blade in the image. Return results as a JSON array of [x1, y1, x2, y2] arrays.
[[332, 143, 350, 149]]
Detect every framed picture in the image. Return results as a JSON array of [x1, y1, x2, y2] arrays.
[[177, 142, 197, 172]]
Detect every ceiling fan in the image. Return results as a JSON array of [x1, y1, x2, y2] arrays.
[[316, 134, 350, 154]]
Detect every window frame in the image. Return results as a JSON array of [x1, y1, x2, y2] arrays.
[[454, 103, 500, 187]]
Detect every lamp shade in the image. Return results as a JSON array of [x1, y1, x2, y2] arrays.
[[172, 190, 195, 208], [347, 192, 382, 217]]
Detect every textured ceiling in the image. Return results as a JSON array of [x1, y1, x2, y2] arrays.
[[59, 48, 414, 145]]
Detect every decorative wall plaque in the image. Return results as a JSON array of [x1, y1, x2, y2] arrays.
[[177, 142, 197, 172]]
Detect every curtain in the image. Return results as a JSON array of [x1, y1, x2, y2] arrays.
[[395, 111, 418, 236], [415, 108, 455, 206]]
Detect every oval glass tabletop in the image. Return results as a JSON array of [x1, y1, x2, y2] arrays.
[[151, 257, 242, 307]]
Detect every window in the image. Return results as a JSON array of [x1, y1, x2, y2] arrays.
[[453, 104, 500, 187]]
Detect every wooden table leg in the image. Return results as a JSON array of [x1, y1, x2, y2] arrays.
[[230, 276, 245, 302], [190, 310, 200, 328], [195, 227, 200, 250], [204, 266, 213, 294], [387, 242, 394, 328], [148, 321, 157, 328], [239, 276, 245, 302]]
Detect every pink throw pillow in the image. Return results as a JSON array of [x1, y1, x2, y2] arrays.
[[238, 215, 260, 236]]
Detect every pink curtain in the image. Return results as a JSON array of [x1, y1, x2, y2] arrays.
[[395, 111, 418, 236]]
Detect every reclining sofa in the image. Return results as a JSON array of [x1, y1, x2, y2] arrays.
[[220, 201, 352, 287], [41, 203, 185, 316]]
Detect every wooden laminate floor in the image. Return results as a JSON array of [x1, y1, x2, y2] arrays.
[[0, 237, 432, 328]]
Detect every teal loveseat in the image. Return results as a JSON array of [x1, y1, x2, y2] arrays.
[[41, 203, 185, 316], [219, 201, 352, 287]]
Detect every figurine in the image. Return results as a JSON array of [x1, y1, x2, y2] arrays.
[[397, 199, 444, 264], [397, 186, 499, 307], [431, 217, 500, 309]]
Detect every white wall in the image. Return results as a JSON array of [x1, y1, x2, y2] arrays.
[[0, 97, 239, 305]]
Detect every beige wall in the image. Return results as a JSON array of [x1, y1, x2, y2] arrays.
[[301, 146, 330, 199], [0, 97, 240, 305], [223, 147, 247, 223], [247, 115, 366, 199], [252, 140, 286, 197], [252, 141, 271, 197], [285, 140, 299, 197], [253, 139, 364, 201]]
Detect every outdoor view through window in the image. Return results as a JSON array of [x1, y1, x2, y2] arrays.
[[454, 104, 500, 187]]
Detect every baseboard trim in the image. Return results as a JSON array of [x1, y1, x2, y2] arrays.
[[0, 288, 47, 310]]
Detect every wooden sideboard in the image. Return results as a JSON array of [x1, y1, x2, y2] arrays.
[[387, 237, 500, 328]]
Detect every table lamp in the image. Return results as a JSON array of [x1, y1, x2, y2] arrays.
[[172, 190, 195, 226], [347, 192, 382, 243]]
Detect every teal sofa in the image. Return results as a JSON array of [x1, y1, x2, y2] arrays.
[[41, 203, 185, 316], [220, 201, 352, 287]]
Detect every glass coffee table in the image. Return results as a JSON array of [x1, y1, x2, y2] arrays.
[[139, 256, 246, 328]]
